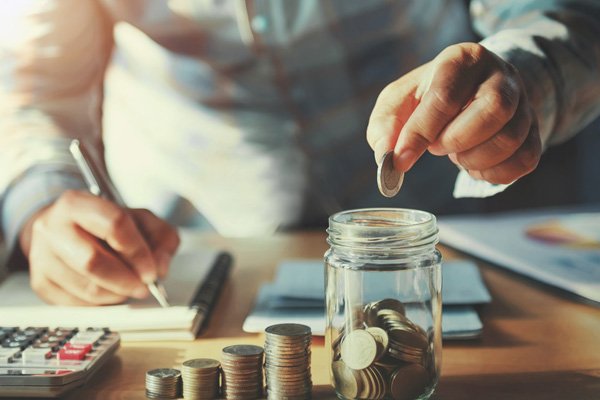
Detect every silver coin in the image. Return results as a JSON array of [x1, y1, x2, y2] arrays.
[[146, 368, 181, 379], [222, 344, 264, 357], [265, 323, 311, 337], [377, 151, 403, 197], [182, 358, 220, 370]]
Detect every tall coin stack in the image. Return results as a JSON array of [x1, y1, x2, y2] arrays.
[[221, 345, 264, 399], [264, 323, 313, 400], [181, 358, 220, 400], [145, 368, 182, 399]]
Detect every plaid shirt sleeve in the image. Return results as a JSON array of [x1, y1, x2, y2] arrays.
[[471, 0, 600, 148], [0, 1, 112, 263]]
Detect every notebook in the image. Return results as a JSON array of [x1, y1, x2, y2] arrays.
[[243, 259, 490, 339], [0, 248, 232, 341], [438, 206, 600, 304]]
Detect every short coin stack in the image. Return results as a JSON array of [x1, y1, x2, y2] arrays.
[[181, 358, 220, 400], [332, 299, 433, 400], [264, 323, 312, 400], [221, 345, 264, 399], [145, 368, 182, 399]]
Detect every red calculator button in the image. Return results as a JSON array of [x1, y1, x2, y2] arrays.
[[64, 343, 92, 353], [57, 349, 86, 361]]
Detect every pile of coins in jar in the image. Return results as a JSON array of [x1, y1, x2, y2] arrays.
[[144, 323, 312, 399], [331, 298, 434, 400]]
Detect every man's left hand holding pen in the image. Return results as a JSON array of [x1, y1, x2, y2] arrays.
[[17, 190, 180, 306]]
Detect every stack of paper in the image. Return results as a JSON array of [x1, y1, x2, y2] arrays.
[[243, 260, 490, 339]]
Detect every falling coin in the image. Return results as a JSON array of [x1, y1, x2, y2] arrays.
[[377, 151, 403, 197]]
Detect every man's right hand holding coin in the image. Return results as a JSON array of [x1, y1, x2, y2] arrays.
[[367, 42, 542, 185], [18, 190, 180, 306]]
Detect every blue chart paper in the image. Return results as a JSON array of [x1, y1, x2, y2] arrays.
[[243, 260, 488, 339], [439, 208, 600, 303]]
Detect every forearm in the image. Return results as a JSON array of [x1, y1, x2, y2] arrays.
[[0, 0, 113, 258]]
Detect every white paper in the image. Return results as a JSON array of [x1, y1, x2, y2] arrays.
[[0, 249, 218, 336], [438, 207, 600, 303]]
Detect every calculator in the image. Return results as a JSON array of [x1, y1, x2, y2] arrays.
[[0, 327, 120, 398]]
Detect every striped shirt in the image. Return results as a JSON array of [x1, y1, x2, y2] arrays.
[[1, 0, 599, 256]]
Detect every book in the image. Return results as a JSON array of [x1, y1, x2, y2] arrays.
[[438, 206, 600, 304], [0, 246, 232, 341]]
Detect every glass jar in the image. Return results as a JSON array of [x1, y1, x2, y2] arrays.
[[325, 208, 442, 400]]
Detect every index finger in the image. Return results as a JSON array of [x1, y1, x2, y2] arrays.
[[366, 69, 421, 164], [393, 47, 485, 172], [130, 208, 181, 277], [56, 191, 158, 283]]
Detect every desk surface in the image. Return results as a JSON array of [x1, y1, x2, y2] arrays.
[[65, 232, 600, 400]]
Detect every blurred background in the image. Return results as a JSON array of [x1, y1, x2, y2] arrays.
[[0, 1, 598, 238]]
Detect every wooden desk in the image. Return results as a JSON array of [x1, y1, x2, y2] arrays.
[[66, 232, 600, 400]]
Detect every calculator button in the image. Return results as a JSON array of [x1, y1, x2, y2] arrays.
[[57, 349, 86, 361], [70, 332, 103, 345], [0, 349, 19, 363], [13, 333, 29, 342], [33, 341, 59, 349], [64, 343, 92, 353], [2, 340, 30, 350], [22, 348, 51, 363], [23, 327, 45, 337]]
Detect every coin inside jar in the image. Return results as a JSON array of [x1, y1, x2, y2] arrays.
[[390, 363, 430, 400], [365, 327, 389, 357], [332, 361, 360, 398], [340, 330, 378, 370], [377, 150, 403, 197]]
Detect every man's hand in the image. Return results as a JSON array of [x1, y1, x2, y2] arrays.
[[367, 42, 542, 184], [19, 190, 180, 306]]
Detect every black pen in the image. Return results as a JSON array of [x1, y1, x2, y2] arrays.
[[69, 139, 170, 308]]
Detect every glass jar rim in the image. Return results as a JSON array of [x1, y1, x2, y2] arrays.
[[327, 208, 438, 252], [329, 208, 435, 228]]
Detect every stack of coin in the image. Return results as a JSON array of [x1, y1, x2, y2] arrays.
[[221, 345, 264, 399], [145, 368, 182, 399], [331, 298, 432, 400], [264, 323, 312, 400], [181, 358, 220, 400]]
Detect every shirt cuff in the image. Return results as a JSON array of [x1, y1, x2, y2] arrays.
[[1, 168, 87, 261]]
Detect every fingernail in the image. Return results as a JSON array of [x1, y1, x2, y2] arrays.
[[428, 144, 448, 156], [133, 286, 149, 299], [395, 149, 417, 172], [142, 273, 157, 285]]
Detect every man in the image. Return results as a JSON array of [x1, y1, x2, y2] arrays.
[[1, 0, 599, 305]]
